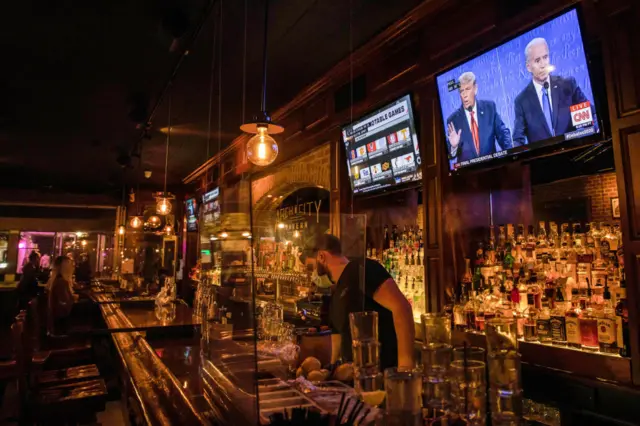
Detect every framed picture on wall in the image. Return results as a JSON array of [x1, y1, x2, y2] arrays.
[[611, 197, 621, 219]]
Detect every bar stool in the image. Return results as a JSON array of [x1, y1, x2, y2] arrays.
[[14, 313, 108, 424], [26, 296, 93, 369]]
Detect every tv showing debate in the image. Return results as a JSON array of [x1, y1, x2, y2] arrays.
[[436, 8, 599, 172]]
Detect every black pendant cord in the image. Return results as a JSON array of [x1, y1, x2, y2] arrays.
[[260, 0, 270, 113], [164, 87, 172, 195]]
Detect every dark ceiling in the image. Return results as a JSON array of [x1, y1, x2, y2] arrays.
[[0, 0, 423, 197]]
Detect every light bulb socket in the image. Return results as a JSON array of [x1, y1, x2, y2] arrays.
[[240, 111, 284, 134]]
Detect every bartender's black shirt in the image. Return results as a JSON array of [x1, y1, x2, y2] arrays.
[[329, 258, 398, 371]]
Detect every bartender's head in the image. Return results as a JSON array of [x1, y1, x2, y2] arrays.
[[301, 233, 347, 284]]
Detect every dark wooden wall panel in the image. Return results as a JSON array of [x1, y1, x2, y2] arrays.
[[619, 128, 640, 239], [608, 10, 640, 118]]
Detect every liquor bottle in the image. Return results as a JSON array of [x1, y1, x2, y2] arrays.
[[598, 285, 618, 354], [524, 293, 539, 342], [565, 288, 582, 348], [391, 225, 399, 248], [472, 265, 484, 293], [537, 306, 552, 343], [453, 283, 468, 331], [486, 226, 496, 265], [526, 224, 537, 259], [616, 272, 630, 357], [599, 223, 611, 260], [579, 294, 599, 352], [537, 221, 548, 254], [516, 224, 526, 247], [560, 223, 571, 255], [503, 241, 515, 271], [548, 222, 560, 259], [462, 257, 472, 287], [497, 224, 507, 255], [474, 292, 486, 332], [550, 285, 568, 346], [383, 225, 390, 250], [464, 289, 477, 331]]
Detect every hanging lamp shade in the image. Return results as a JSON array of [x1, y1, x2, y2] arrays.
[[130, 216, 143, 229], [156, 196, 172, 215], [246, 125, 279, 166]]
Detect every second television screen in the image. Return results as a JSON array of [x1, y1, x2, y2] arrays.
[[436, 8, 599, 171]]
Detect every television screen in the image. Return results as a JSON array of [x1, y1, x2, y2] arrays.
[[342, 94, 422, 194], [186, 198, 198, 232], [436, 8, 599, 171]]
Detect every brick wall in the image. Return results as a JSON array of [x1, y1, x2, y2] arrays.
[[531, 172, 619, 223]]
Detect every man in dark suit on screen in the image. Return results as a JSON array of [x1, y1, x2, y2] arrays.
[[446, 72, 512, 163], [512, 37, 590, 146]]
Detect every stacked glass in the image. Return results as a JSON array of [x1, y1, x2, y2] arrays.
[[485, 318, 523, 426], [384, 367, 424, 426], [421, 312, 453, 411], [349, 312, 385, 407], [449, 359, 487, 425]]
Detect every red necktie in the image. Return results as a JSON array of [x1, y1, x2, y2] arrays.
[[470, 110, 480, 155]]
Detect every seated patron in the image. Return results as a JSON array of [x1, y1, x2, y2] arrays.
[[47, 256, 77, 336]]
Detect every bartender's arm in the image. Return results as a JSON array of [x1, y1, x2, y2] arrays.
[[373, 278, 415, 369]]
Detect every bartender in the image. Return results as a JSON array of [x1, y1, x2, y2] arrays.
[[304, 233, 415, 370]]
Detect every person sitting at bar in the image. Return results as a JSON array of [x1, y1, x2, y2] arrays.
[[47, 255, 77, 336], [304, 233, 415, 370], [17, 251, 41, 309]]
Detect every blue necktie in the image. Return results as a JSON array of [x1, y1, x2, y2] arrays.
[[542, 87, 554, 136]]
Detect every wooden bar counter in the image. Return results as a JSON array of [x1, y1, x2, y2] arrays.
[[92, 288, 210, 426]]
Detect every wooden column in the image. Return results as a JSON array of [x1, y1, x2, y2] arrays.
[[600, 0, 640, 385]]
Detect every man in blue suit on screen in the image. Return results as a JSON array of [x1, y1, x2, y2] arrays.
[[446, 71, 512, 163], [512, 37, 590, 146]]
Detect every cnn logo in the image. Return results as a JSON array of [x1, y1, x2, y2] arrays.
[[570, 101, 592, 127]]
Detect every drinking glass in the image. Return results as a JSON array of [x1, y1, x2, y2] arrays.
[[384, 367, 424, 426], [349, 311, 379, 343], [485, 318, 518, 356], [354, 369, 385, 407], [352, 340, 381, 368], [421, 312, 452, 346], [449, 360, 486, 425], [422, 344, 453, 373], [487, 352, 521, 391], [490, 388, 523, 426], [423, 367, 451, 410], [453, 346, 486, 363]]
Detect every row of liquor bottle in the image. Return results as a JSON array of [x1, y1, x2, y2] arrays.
[[255, 241, 304, 273], [366, 224, 426, 320], [452, 261, 629, 357], [475, 221, 622, 269]]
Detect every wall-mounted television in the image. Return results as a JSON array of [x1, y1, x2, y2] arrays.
[[436, 8, 599, 172], [342, 94, 422, 194], [185, 198, 198, 232]]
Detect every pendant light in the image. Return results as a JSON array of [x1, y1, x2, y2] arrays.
[[129, 178, 143, 229], [118, 225, 126, 236], [156, 88, 173, 215], [240, 0, 283, 166]]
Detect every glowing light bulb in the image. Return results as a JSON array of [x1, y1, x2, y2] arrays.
[[220, 231, 229, 238], [246, 126, 278, 166], [277, 223, 285, 229], [294, 230, 300, 238], [156, 197, 172, 215], [81, 240, 87, 246], [165, 225, 173, 235], [242, 231, 251, 237], [130, 216, 142, 229], [118, 225, 125, 236]]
